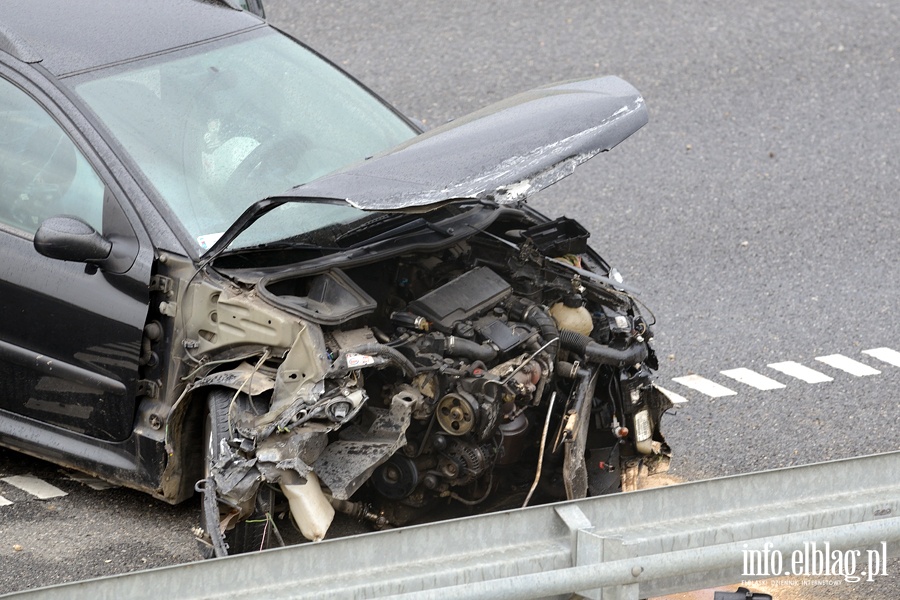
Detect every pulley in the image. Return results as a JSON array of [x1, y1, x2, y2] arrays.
[[435, 392, 477, 436]]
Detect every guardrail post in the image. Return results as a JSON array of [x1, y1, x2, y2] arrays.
[[555, 504, 641, 600], [597, 536, 640, 600]]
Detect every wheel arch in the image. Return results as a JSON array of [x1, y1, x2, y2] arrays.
[[159, 365, 275, 502]]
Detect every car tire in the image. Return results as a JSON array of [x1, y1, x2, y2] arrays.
[[199, 388, 269, 558]]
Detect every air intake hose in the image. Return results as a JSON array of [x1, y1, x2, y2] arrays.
[[509, 298, 559, 361], [445, 336, 498, 362], [559, 329, 647, 367]]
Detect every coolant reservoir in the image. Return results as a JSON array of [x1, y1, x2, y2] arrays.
[[549, 300, 593, 336], [280, 472, 335, 542]]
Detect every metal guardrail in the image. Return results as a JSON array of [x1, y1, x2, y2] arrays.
[[6, 452, 899, 600]]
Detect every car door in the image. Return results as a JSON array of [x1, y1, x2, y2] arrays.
[[0, 73, 152, 443]]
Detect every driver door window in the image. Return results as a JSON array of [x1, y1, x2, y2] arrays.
[[0, 77, 103, 235]]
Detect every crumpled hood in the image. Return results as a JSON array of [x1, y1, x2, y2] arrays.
[[205, 76, 647, 258], [285, 75, 647, 211]]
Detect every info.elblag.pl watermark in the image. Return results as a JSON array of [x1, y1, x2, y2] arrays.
[[741, 541, 890, 585]]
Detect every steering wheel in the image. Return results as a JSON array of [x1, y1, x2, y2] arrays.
[[224, 131, 311, 197]]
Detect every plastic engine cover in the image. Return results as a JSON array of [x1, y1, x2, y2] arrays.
[[407, 266, 511, 331]]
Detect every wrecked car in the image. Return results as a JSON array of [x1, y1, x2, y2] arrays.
[[0, 0, 672, 557]]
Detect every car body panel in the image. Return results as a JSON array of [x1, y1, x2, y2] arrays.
[[0, 60, 160, 477], [0, 231, 145, 441], [289, 76, 647, 211], [0, 0, 263, 76]]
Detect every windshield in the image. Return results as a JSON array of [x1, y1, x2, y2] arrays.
[[73, 30, 416, 251]]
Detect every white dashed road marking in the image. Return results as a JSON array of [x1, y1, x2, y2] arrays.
[[862, 347, 900, 368], [671, 346, 900, 401], [1, 475, 67, 499], [0, 496, 12, 507], [671, 374, 737, 398], [720, 368, 786, 390], [767, 361, 834, 384], [655, 385, 689, 405], [815, 354, 881, 377]]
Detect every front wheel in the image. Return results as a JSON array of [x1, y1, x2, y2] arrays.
[[198, 389, 272, 558]]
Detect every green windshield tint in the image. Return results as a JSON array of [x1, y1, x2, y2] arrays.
[[75, 32, 415, 251]]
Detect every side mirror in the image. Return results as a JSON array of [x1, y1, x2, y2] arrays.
[[34, 215, 112, 263]]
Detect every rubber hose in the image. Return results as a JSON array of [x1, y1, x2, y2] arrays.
[[446, 336, 498, 362], [521, 302, 560, 361], [559, 329, 648, 367]]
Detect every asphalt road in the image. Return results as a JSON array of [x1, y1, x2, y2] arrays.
[[1, 1, 898, 597]]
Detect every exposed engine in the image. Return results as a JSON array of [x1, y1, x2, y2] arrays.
[[192, 215, 672, 554]]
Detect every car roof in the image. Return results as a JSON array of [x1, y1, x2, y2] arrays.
[[0, 0, 264, 77]]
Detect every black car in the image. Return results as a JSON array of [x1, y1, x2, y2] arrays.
[[0, 0, 673, 557]]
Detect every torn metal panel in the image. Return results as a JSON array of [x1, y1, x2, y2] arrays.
[[256, 428, 328, 480], [313, 394, 414, 500], [563, 367, 599, 500], [191, 363, 275, 397], [210, 451, 260, 504]]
